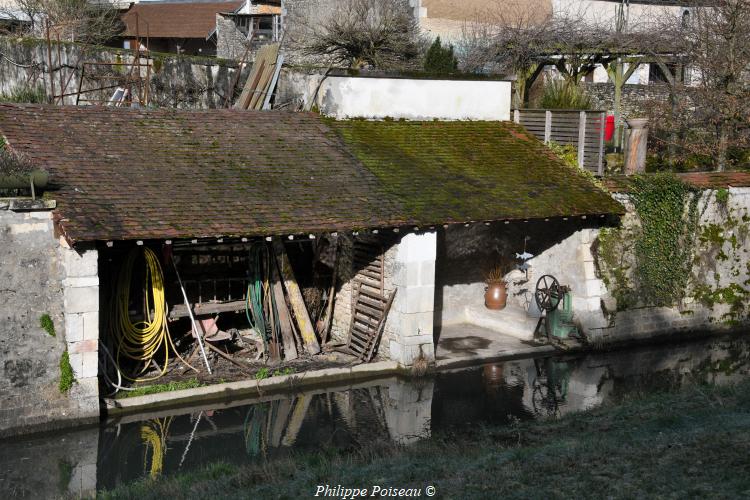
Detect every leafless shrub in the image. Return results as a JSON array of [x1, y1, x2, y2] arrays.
[[647, 1, 750, 171], [2, 0, 122, 46], [0, 145, 35, 176], [285, 0, 424, 69]]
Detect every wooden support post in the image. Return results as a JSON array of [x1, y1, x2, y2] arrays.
[[273, 240, 321, 355], [544, 110, 552, 144], [271, 257, 298, 360], [577, 111, 587, 169], [513, 109, 520, 124]]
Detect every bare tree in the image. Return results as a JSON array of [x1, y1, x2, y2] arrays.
[[2, 0, 121, 45], [285, 0, 424, 69], [648, 1, 750, 171]]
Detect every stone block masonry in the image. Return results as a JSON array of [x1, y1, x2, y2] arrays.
[[61, 243, 100, 382], [388, 232, 437, 366], [0, 207, 99, 437]]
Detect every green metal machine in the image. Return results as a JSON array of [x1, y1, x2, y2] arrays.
[[533, 275, 580, 342]]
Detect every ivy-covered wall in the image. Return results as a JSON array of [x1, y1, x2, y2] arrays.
[[594, 175, 750, 340]]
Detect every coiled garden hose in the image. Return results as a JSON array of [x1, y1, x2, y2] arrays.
[[110, 247, 196, 385]]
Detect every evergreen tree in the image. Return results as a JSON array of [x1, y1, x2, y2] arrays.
[[424, 37, 458, 74]]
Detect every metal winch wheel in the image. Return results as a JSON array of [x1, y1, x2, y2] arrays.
[[534, 275, 562, 313]]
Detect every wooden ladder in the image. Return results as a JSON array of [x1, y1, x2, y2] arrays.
[[342, 239, 396, 362]]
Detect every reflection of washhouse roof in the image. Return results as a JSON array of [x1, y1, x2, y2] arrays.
[[0, 104, 623, 246]]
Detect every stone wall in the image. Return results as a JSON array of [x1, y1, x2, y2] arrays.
[[590, 187, 750, 343], [216, 13, 249, 61], [0, 204, 98, 437], [0, 36, 248, 109], [581, 82, 672, 121], [275, 67, 326, 110]]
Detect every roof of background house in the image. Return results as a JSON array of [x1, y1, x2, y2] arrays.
[[122, 1, 243, 39], [0, 105, 622, 244]]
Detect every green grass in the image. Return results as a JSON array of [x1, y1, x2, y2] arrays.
[[39, 313, 55, 337], [58, 351, 74, 393], [117, 379, 203, 399], [101, 378, 750, 499]]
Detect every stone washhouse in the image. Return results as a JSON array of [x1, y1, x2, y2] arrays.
[[0, 102, 623, 434]]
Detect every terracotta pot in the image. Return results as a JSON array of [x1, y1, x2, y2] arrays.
[[485, 281, 507, 310]]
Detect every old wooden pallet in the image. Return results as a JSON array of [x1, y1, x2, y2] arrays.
[[338, 239, 395, 362]]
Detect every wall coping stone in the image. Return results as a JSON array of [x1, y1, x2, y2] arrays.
[[0, 198, 56, 211]]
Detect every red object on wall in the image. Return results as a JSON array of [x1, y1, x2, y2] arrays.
[[605, 115, 615, 141]]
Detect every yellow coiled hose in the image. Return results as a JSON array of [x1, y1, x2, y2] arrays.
[[113, 247, 182, 382]]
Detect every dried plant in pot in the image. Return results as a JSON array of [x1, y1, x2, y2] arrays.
[[484, 263, 510, 310]]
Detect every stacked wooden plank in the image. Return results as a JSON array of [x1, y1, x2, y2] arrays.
[[234, 43, 282, 111], [343, 240, 396, 362]]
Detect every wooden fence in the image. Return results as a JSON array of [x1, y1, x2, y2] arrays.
[[513, 109, 606, 175]]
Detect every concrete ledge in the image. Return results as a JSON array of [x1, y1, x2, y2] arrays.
[[104, 360, 400, 417]]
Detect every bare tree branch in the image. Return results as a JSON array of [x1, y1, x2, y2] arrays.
[[285, 0, 424, 69]]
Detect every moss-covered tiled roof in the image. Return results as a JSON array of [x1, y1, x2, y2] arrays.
[[329, 119, 623, 225], [0, 105, 407, 243], [0, 104, 622, 243]]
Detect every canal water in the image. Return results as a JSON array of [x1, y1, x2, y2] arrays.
[[1, 334, 749, 497]]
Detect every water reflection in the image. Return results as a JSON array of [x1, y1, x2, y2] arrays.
[[0, 334, 748, 496]]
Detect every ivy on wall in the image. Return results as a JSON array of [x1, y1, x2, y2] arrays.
[[629, 174, 700, 306], [596, 174, 700, 308], [597, 178, 750, 324]]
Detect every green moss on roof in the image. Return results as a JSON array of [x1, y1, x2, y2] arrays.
[[328, 119, 623, 224]]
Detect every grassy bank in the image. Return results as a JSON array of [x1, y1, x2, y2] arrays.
[[102, 379, 750, 499]]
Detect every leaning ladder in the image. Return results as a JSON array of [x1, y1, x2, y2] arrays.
[[340, 239, 395, 362]]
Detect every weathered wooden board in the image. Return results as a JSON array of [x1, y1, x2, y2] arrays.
[[273, 240, 321, 355], [234, 43, 280, 110], [271, 259, 298, 361]]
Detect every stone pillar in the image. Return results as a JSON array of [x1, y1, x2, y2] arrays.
[[61, 243, 100, 412], [624, 118, 648, 175], [389, 231, 436, 366]]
